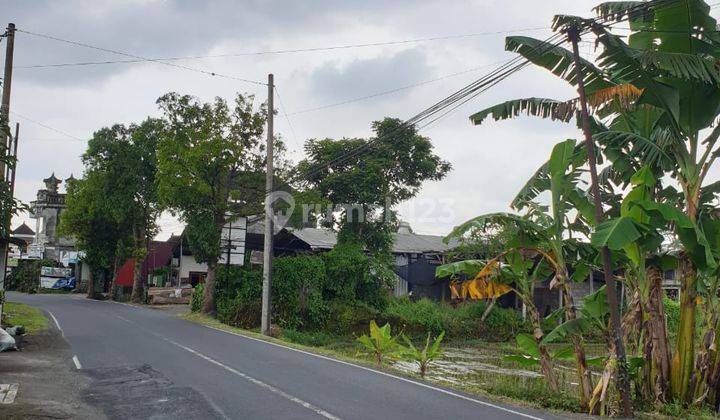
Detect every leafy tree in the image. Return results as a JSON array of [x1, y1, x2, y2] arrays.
[[298, 117, 451, 255], [156, 92, 268, 316], [60, 173, 125, 299], [81, 119, 163, 302]]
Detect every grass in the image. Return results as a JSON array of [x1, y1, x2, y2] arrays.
[[2, 302, 49, 333]]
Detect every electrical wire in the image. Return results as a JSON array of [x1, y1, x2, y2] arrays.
[[15, 27, 549, 69], [15, 29, 267, 86], [271, 0, 687, 193]]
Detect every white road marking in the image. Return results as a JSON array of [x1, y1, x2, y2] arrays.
[[109, 300, 547, 419], [0, 383, 19, 404], [113, 314, 340, 420], [72, 355, 82, 370], [165, 338, 341, 420], [48, 311, 64, 337], [200, 324, 547, 420]]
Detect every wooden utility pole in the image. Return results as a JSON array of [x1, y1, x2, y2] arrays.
[[567, 27, 633, 417], [261, 74, 274, 335], [0, 23, 15, 326]]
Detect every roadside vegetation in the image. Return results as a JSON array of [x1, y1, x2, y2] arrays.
[[1, 302, 48, 333]]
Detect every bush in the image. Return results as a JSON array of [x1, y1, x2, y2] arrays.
[[323, 243, 390, 310], [325, 301, 379, 335], [273, 255, 328, 329], [283, 329, 333, 347], [384, 297, 447, 335], [190, 284, 204, 313], [382, 298, 529, 341], [6, 259, 61, 293]]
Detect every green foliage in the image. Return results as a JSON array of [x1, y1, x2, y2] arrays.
[[384, 297, 529, 341], [484, 377, 581, 412], [283, 329, 333, 347], [190, 284, 204, 313], [298, 117, 450, 256], [323, 243, 391, 310], [6, 259, 61, 293], [664, 296, 680, 339], [401, 331, 445, 378], [357, 320, 399, 365], [272, 255, 328, 329]]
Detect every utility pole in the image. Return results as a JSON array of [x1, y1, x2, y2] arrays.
[[567, 27, 633, 417], [0, 23, 15, 326], [261, 74, 274, 335]]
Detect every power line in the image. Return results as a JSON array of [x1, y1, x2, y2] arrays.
[[16, 27, 550, 70], [274, 0, 686, 193], [15, 29, 267, 86], [286, 61, 506, 116], [10, 111, 87, 142]]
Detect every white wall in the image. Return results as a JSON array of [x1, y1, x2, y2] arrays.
[[179, 255, 208, 280]]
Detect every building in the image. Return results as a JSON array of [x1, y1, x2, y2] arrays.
[[29, 173, 76, 262], [274, 223, 459, 300]]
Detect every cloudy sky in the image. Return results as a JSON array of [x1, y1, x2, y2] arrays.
[[4, 0, 716, 239]]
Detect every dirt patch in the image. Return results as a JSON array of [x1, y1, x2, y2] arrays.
[[0, 326, 104, 419]]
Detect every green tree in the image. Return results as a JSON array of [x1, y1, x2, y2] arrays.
[[156, 92, 268, 316], [60, 173, 126, 299], [298, 117, 451, 255], [82, 119, 163, 302]]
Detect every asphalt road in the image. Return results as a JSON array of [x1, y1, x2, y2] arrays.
[[8, 292, 567, 420]]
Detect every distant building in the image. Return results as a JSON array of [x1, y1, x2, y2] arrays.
[[29, 173, 77, 262]]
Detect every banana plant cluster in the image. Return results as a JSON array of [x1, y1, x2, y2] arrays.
[[442, 0, 720, 412]]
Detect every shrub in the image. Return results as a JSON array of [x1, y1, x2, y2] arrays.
[[325, 301, 379, 335], [190, 284, 204, 313], [357, 320, 400, 366], [283, 329, 333, 347], [273, 255, 327, 329], [384, 297, 447, 335], [382, 298, 529, 341], [323, 243, 390, 310], [6, 259, 61, 293]]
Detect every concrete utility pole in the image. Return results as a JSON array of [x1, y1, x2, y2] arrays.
[[0, 23, 15, 326], [567, 27, 633, 417], [261, 74, 274, 335]]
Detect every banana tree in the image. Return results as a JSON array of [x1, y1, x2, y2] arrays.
[[470, 0, 720, 403], [444, 138, 598, 407]]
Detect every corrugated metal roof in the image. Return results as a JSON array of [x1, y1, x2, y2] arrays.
[[287, 228, 458, 254]]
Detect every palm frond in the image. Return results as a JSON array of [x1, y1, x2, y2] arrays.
[[594, 130, 674, 170], [469, 98, 576, 126], [505, 36, 613, 94]]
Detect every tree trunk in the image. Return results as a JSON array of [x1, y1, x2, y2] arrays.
[[671, 253, 697, 403], [130, 226, 145, 304], [201, 261, 217, 316], [528, 303, 559, 392], [647, 267, 671, 405], [561, 281, 594, 411], [107, 253, 121, 301], [86, 268, 95, 300]]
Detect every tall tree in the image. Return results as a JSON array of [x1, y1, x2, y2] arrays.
[[298, 117, 451, 254], [156, 92, 268, 316], [60, 173, 125, 299], [82, 119, 163, 302]]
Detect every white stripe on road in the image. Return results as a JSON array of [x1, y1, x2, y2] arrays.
[[72, 355, 82, 370], [48, 311, 64, 337], [201, 324, 547, 420], [112, 314, 340, 420], [165, 338, 341, 420]]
